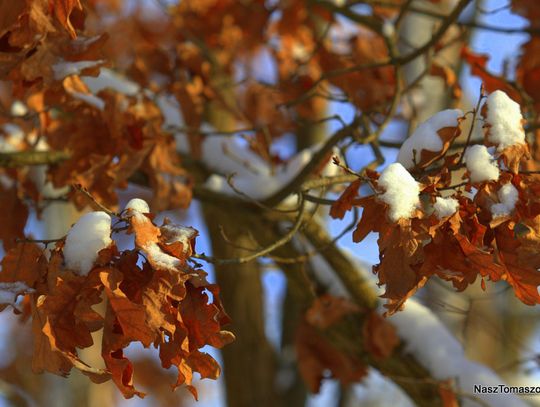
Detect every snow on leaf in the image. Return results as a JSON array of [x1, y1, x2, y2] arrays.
[[63, 211, 113, 276], [53, 59, 106, 81], [433, 197, 459, 219], [464, 145, 499, 183], [159, 219, 198, 259], [125, 198, 150, 213], [0, 282, 34, 306], [126, 204, 197, 272], [377, 163, 420, 222], [491, 183, 519, 218], [397, 109, 463, 169], [484, 90, 526, 151]]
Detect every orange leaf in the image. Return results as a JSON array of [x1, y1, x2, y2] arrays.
[[439, 381, 459, 407], [0, 243, 46, 288], [330, 179, 362, 219], [305, 294, 359, 329], [48, 0, 83, 38], [363, 311, 399, 359], [295, 317, 367, 393], [100, 268, 155, 347], [461, 47, 521, 101]]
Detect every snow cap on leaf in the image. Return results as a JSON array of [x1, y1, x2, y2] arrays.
[[125, 198, 150, 214], [484, 90, 526, 151], [491, 183, 519, 218], [63, 211, 112, 276], [378, 163, 420, 222], [397, 109, 463, 169], [464, 145, 499, 183], [433, 197, 459, 219]]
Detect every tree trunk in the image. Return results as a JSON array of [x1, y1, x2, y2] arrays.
[[202, 206, 280, 407]]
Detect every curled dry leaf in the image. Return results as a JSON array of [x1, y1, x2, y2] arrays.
[[0, 202, 232, 399], [48, 0, 83, 38]]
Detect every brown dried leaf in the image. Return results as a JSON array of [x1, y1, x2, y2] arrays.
[[363, 311, 399, 359], [0, 184, 28, 251], [305, 294, 360, 329], [49, 0, 83, 38], [296, 318, 367, 393]]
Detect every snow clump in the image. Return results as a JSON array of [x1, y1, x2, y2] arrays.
[[63, 211, 112, 276], [491, 183, 519, 218], [397, 109, 463, 169], [378, 163, 420, 222], [125, 198, 150, 213], [464, 145, 499, 183], [433, 197, 459, 219], [485, 90, 525, 151]]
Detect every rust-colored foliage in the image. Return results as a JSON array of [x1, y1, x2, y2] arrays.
[[0, 211, 233, 399], [332, 110, 540, 315], [296, 295, 368, 393], [1, 0, 540, 403]]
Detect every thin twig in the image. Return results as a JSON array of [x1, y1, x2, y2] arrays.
[[193, 194, 307, 264], [73, 184, 121, 218], [457, 85, 486, 165]]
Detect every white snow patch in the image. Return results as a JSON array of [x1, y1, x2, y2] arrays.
[[433, 196, 459, 219], [203, 134, 272, 180], [0, 282, 34, 305], [125, 198, 150, 214], [52, 60, 105, 80], [203, 135, 339, 202], [382, 21, 395, 38], [10, 101, 28, 117], [349, 368, 414, 407], [69, 91, 105, 110], [378, 163, 420, 222], [491, 183, 519, 218], [309, 253, 350, 298], [397, 109, 463, 169], [143, 240, 181, 271], [63, 211, 112, 276], [160, 223, 197, 254], [156, 93, 190, 152], [0, 124, 24, 152], [464, 145, 499, 183], [317, 248, 528, 407], [82, 68, 140, 96], [27, 139, 70, 198], [485, 90, 525, 151], [129, 212, 183, 272], [389, 299, 529, 407]]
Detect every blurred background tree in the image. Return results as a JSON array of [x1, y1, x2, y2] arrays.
[[0, 0, 540, 406]]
